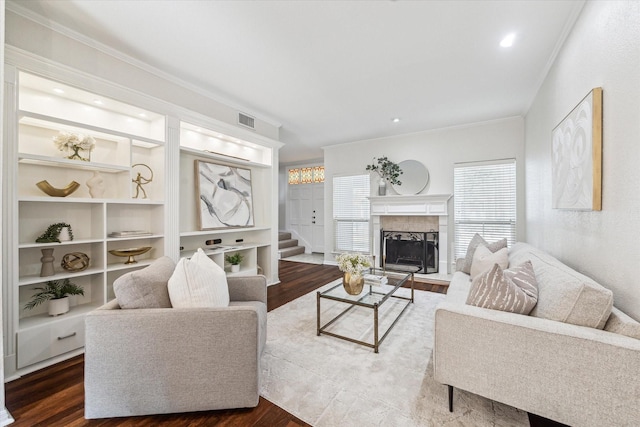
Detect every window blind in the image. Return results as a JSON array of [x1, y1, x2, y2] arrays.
[[333, 174, 370, 253], [454, 159, 516, 259]]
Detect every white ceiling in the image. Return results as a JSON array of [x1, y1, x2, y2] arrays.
[[10, 0, 584, 163]]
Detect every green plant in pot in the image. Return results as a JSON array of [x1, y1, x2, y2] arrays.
[[366, 156, 403, 195], [35, 222, 74, 243], [24, 278, 84, 316], [225, 252, 244, 273]]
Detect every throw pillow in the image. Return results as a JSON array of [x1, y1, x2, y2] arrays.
[[470, 245, 509, 279], [460, 233, 507, 274], [168, 248, 230, 308], [113, 256, 175, 309], [604, 307, 640, 340], [466, 260, 538, 315]]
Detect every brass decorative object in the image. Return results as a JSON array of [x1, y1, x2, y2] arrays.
[[61, 252, 90, 272], [109, 246, 152, 264], [132, 163, 153, 199], [36, 180, 80, 197], [343, 272, 365, 295]]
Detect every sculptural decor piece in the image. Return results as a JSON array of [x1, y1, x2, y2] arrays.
[[36, 180, 80, 197], [195, 160, 255, 230], [108, 247, 151, 264]]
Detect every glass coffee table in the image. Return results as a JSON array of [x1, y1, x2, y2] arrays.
[[316, 268, 414, 353]]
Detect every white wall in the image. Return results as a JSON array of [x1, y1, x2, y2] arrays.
[[524, 1, 640, 319], [323, 116, 525, 264]]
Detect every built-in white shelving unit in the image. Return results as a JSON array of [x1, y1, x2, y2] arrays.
[[2, 59, 282, 379]]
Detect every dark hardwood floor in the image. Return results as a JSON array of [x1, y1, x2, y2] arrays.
[[4, 260, 561, 426]]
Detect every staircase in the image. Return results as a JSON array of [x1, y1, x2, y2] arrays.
[[278, 231, 306, 259]]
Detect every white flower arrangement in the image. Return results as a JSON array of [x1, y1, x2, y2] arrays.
[[53, 131, 96, 161], [336, 252, 372, 276]]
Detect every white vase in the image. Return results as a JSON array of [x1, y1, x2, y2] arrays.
[[378, 178, 387, 196], [58, 227, 71, 242], [86, 170, 105, 198], [48, 296, 69, 316], [231, 264, 240, 273]]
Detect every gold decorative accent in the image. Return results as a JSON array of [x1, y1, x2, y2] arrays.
[[108, 247, 151, 264], [61, 252, 90, 272], [343, 272, 365, 295], [36, 180, 80, 197], [132, 163, 153, 199]]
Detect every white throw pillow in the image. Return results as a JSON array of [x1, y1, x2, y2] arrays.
[[470, 245, 508, 279], [168, 248, 230, 308]]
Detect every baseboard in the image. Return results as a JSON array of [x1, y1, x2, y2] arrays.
[[0, 407, 14, 426]]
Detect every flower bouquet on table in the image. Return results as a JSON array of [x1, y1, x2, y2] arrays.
[[336, 252, 372, 295]]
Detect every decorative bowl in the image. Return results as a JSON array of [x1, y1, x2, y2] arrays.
[[36, 180, 80, 197], [108, 246, 152, 264]]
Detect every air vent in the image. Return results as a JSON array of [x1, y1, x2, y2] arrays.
[[238, 112, 255, 129]]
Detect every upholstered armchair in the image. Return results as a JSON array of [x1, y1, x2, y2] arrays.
[[84, 275, 267, 419]]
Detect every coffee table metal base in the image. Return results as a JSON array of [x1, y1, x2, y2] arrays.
[[316, 274, 414, 353]]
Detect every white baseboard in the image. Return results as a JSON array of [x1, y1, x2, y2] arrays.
[[0, 407, 14, 425]]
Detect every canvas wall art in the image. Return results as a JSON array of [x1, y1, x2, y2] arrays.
[[196, 160, 255, 229], [551, 87, 602, 211]]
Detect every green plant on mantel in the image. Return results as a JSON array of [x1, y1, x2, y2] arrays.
[[366, 156, 403, 186], [35, 222, 74, 243], [225, 252, 244, 265], [24, 278, 84, 310]]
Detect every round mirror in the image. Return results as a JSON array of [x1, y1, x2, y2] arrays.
[[392, 160, 429, 195]]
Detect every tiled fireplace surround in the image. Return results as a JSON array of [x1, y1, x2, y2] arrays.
[[370, 194, 452, 275]]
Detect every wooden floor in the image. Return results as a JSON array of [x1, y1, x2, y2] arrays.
[[4, 260, 561, 427]]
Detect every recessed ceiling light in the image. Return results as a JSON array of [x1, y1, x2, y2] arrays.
[[500, 33, 516, 48], [392, 118, 401, 123], [93, 99, 104, 105], [138, 113, 147, 118], [53, 88, 65, 94]]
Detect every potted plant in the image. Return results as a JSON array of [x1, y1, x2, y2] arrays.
[[225, 252, 244, 273], [366, 156, 403, 195], [53, 130, 95, 161], [35, 222, 74, 243], [336, 252, 372, 295], [24, 278, 84, 316]]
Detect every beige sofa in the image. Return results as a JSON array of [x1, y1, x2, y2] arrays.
[[434, 242, 640, 427], [84, 275, 267, 419]]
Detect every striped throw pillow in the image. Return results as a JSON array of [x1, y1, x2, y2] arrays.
[[466, 260, 538, 315]]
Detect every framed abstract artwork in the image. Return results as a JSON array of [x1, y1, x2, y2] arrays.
[[195, 160, 255, 230], [551, 87, 603, 211]]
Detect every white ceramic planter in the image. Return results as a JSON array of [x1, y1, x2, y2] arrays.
[[231, 264, 240, 273], [48, 296, 69, 316]]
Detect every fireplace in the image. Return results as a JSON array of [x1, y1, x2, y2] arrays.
[[380, 230, 439, 274]]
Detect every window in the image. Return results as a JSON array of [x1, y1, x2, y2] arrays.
[[288, 166, 324, 184], [333, 174, 370, 253], [454, 159, 516, 259]]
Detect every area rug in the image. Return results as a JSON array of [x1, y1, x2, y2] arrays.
[[260, 280, 529, 426]]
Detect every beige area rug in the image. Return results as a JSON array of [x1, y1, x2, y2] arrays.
[[260, 279, 529, 426]]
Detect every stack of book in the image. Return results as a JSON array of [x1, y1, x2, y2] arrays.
[[363, 273, 388, 287]]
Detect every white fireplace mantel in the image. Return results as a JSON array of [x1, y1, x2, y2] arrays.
[[369, 194, 453, 275]]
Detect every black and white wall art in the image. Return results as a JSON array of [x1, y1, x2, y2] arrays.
[[196, 160, 255, 229], [551, 87, 602, 211]]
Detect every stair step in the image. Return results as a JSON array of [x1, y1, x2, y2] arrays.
[[279, 246, 306, 259], [278, 231, 292, 241], [279, 239, 299, 249]]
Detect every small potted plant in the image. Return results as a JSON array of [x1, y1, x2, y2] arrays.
[[24, 278, 84, 316], [35, 222, 74, 243], [53, 130, 96, 161], [336, 252, 372, 295], [366, 156, 403, 195], [225, 252, 244, 273]]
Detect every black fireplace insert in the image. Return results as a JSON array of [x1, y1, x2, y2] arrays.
[[380, 230, 439, 274]]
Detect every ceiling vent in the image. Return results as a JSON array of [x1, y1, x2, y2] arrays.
[[238, 112, 255, 130]]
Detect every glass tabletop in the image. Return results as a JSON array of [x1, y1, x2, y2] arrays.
[[319, 268, 412, 308]]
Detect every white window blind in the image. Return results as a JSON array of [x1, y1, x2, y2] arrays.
[[333, 174, 370, 253], [454, 159, 516, 259]]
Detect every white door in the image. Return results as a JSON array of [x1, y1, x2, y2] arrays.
[[311, 184, 324, 253], [288, 183, 324, 253]]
